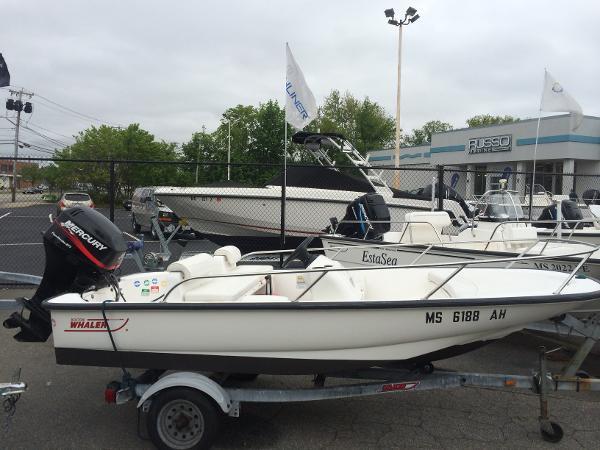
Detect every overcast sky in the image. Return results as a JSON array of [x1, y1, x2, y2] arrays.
[[1, 0, 599, 156]]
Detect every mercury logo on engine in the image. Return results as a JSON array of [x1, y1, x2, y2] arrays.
[[65, 317, 129, 332], [60, 220, 108, 251]]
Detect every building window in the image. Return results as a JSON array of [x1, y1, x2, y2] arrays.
[[474, 165, 486, 195]]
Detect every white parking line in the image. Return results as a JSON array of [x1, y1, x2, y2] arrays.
[[0, 212, 11, 219]]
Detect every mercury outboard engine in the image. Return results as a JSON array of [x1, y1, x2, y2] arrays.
[[332, 193, 391, 239], [534, 200, 584, 229], [3, 207, 127, 342]]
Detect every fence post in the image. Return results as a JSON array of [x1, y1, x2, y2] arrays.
[[437, 165, 444, 211], [527, 169, 534, 220], [279, 168, 286, 251], [109, 160, 115, 223]]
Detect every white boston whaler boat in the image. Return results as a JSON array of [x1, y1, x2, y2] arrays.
[[4, 207, 600, 375], [321, 192, 600, 289], [154, 132, 469, 240]]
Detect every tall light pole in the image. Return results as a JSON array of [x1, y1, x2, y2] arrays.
[[384, 7, 420, 189]]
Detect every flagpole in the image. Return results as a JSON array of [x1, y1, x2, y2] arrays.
[[280, 43, 288, 252], [528, 69, 546, 220], [528, 111, 542, 220]]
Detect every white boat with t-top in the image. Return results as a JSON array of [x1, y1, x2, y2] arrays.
[[154, 132, 470, 242], [4, 207, 600, 375]]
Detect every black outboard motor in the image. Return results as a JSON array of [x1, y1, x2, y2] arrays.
[[534, 200, 585, 229], [3, 207, 127, 342], [582, 189, 600, 206], [332, 193, 391, 239]]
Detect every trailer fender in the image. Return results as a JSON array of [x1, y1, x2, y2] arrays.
[[136, 372, 234, 414]]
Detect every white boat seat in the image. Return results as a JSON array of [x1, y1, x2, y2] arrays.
[[183, 274, 268, 302], [382, 231, 403, 243], [214, 246, 242, 267], [401, 212, 451, 244], [167, 253, 214, 279], [427, 270, 478, 298], [501, 226, 537, 248], [302, 255, 364, 301], [182, 264, 274, 302]]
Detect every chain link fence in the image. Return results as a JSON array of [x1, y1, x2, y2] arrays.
[[1, 156, 599, 282]]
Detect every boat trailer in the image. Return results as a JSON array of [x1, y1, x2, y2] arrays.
[[101, 347, 600, 448], [1, 369, 26, 432]]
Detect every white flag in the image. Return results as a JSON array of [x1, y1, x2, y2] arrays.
[[540, 70, 583, 130], [285, 43, 317, 130]]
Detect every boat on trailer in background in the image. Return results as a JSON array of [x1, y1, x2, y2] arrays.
[[154, 132, 470, 250]]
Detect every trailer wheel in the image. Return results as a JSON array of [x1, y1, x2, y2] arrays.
[[540, 421, 563, 443], [147, 388, 221, 450]]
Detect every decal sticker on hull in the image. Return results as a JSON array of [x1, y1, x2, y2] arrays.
[[65, 318, 129, 332]]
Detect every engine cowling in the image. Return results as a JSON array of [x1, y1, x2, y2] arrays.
[[3, 207, 127, 342]]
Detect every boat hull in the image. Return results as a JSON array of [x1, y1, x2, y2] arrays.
[[155, 186, 464, 238], [46, 294, 595, 374]]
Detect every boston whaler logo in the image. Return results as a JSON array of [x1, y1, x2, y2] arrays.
[[362, 250, 398, 266], [65, 317, 129, 332], [60, 220, 107, 251]]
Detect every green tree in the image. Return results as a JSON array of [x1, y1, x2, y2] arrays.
[[404, 120, 453, 146], [316, 90, 395, 154], [180, 127, 222, 185], [19, 163, 42, 186], [466, 114, 518, 128], [53, 124, 179, 201]]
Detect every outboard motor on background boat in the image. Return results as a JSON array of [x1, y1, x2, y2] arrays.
[[582, 189, 600, 206], [330, 193, 390, 239], [3, 207, 127, 342], [534, 200, 584, 229]]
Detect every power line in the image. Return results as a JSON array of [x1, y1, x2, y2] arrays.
[[35, 93, 118, 127], [5, 119, 69, 148], [27, 121, 75, 141], [21, 126, 69, 148]]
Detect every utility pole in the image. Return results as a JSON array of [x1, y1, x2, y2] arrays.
[[6, 88, 34, 202]]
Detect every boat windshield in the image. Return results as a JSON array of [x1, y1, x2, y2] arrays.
[[478, 191, 524, 220]]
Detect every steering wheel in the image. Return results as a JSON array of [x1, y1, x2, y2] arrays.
[[281, 237, 315, 269]]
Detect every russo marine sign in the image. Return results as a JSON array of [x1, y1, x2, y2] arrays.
[[467, 134, 512, 154]]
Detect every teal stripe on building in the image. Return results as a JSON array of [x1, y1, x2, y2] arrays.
[[430, 144, 465, 154], [370, 155, 392, 162], [517, 134, 600, 146]]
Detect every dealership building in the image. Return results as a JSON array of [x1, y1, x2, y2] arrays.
[[368, 114, 600, 199]]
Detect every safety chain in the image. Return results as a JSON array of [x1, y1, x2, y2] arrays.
[[3, 393, 20, 433]]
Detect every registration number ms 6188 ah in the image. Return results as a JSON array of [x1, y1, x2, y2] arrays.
[[425, 309, 506, 324]]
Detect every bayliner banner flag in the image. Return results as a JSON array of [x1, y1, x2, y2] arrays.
[[285, 44, 317, 130], [540, 70, 582, 130], [0, 53, 10, 87]]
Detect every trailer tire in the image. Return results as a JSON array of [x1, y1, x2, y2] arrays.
[[147, 387, 221, 450], [540, 421, 563, 443]]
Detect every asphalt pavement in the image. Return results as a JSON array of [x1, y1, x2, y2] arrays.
[[2, 327, 600, 449]]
